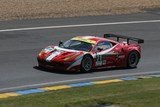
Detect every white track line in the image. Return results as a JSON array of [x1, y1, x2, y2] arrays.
[[0, 20, 160, 32], [0, 71, 160, 92]]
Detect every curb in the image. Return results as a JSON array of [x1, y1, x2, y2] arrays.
[[0, 74, 160, 99]]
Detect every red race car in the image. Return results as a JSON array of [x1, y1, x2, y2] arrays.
[[37, 34, 144, 72]]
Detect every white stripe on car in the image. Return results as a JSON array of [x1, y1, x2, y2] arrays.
[[46, 51, 61, 62]]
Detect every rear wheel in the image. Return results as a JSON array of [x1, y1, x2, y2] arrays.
[[80, 55, 93, 72], [127, 51, 140, 68]]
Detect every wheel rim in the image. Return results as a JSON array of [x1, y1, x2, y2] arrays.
[[82, 57, 92, 71], [130, 54, 136, 64], [129, 52, 138, 67]]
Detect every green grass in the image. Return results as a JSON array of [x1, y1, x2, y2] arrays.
[[0, 78, 160, 107]]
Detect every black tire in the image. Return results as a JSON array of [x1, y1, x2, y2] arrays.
[[80, 55, 93, 72], [127, 51, 140, 68]]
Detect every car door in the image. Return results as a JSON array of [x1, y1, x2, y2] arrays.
[[94, 41, 117, 68]]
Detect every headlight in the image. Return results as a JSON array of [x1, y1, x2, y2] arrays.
[[38, 51, 43, 56], [43, 46, 54, 53]]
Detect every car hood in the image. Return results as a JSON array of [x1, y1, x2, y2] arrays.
[[43, 46, 84, 62]]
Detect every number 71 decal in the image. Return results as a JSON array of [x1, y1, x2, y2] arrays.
[[96, 55, 106, 66]]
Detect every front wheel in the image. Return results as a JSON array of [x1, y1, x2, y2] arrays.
[[80, 55, 93, 72], [127, 51, 140, 68]]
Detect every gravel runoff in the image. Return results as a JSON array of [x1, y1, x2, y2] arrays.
[[0, 0, 160, 21]]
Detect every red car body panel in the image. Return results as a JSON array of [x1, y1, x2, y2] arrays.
[[37, 35, 143, 72]]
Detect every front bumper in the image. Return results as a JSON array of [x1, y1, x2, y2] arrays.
[[37, 59, 79, 72]]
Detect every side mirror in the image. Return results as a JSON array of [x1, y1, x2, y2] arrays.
[[59, 41, 63, 47], [97, 47, 103, 52]]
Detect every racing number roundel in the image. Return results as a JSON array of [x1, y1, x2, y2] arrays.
[[96, 55, 106, 66]]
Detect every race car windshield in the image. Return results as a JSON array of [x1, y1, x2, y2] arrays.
[[61, 40, 94, 52]]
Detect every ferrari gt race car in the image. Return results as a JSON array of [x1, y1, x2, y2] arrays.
[[37, 34, 144, 72]]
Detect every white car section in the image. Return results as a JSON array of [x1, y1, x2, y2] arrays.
[[46, 51, 61, 62], [55, 46, 81, 53]]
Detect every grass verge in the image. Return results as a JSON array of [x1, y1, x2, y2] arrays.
[[0, 0, 160, 21], [0, 78, 160, 107]]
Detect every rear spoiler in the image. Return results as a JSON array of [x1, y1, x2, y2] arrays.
[[104, 34, 144, 44]]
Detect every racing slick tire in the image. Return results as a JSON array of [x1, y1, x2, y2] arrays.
[[127, 51, 140, 68], [80, 55, 93, 72]]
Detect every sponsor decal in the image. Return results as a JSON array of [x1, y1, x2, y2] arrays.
[[95, 55, 106, 66]]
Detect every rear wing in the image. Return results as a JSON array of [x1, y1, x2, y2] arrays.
[[104, 34, 144, 44]]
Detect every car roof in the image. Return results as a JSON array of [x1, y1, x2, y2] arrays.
[[71, 36, 118, 44]]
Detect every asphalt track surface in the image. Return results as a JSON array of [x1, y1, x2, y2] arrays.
[[0, 12, 160, 92]]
